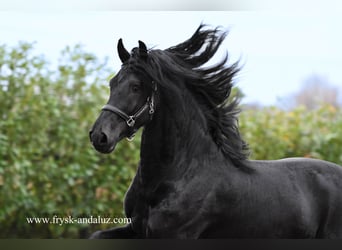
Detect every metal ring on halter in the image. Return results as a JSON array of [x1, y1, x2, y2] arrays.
[[126, 116, 136, 127]]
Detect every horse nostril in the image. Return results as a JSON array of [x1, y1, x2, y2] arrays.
[[100, 132, 108, 145], [89, 128, 109, 147]]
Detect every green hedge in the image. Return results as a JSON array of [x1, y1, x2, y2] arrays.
[[0, 43, 141, 238], [0, 43, 341, 238], [240, 105, 342, 164]]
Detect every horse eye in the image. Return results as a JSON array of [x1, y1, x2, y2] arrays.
[[131, 83, 141, 93]]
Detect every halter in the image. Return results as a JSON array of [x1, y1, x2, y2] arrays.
[[102, 82, 157, 140]]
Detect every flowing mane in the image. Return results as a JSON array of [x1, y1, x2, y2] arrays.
[[127, 24, 249, 162], [168, 24, 249, 162]]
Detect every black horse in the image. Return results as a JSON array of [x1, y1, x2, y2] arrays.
[[89, 25, 342, 238]]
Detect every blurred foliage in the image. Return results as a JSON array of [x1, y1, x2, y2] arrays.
[[0, 42, 341, 238], [0, 42, 140, 238], [240, 105, 342, 165]]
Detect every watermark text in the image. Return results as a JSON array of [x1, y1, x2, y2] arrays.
[[26, 215, 131, 226]]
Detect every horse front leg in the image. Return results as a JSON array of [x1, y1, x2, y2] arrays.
[[89, 224, 137, 239]]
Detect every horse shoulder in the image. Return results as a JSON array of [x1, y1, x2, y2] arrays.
[[144, 165, 240, 238]]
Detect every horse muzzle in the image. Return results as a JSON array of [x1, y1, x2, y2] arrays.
[[89, 118, 126, 154]]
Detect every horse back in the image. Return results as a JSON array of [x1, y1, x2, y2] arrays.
[[247, 158, 342, 238]]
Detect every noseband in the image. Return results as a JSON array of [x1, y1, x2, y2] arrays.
[[102, 82, 157, 140]]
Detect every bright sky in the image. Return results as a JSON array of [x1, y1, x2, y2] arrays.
[[1, 11, 342, 106]]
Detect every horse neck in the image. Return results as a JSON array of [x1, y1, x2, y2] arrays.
[[139, 88, 220, 183]]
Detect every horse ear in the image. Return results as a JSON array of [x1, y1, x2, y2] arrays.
[[117, 38, 130, 63], [138, 40, 148, 59]]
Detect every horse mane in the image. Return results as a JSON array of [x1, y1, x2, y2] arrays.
[[128, 24, 249, 163]]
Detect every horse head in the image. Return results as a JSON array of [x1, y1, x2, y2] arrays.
[[89, 39, 157, 153]]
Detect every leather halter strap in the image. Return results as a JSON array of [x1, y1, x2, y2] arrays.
[[102, 95, 155, 128]]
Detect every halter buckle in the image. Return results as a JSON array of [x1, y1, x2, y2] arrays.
[[126, 116, 135, 127], [149, 101, 155, 115], [148, 89, 155, 115]]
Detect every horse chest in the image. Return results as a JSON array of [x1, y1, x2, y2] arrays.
[[126, 176, 220, 238]]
